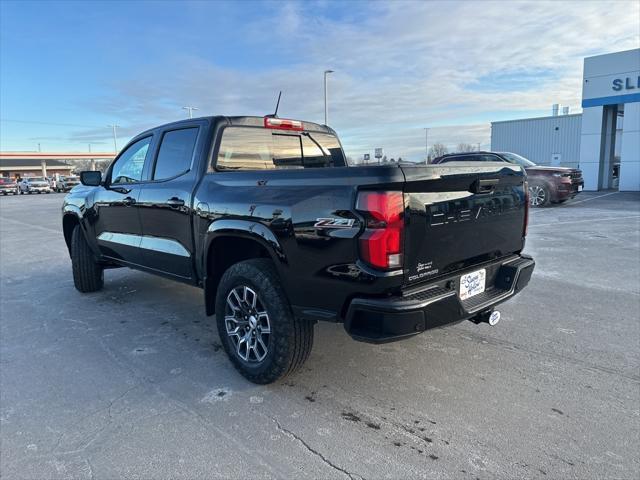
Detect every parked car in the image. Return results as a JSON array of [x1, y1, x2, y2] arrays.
[[18, 176, 52, 194], [62, 115, 535, 383], [0, 177, 18, 195], [431, 151, 584, 207], [56, 175, 81, 192]]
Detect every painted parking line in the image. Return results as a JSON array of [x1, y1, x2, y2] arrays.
[[0, 216, 60, 234], [529, 214, 640, 228], [532, 192, 622, 213], [564, 191, 622, 205]]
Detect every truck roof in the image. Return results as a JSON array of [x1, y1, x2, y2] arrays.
[[136, 115, 336, 139]]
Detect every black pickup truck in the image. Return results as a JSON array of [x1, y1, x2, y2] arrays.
[[62, 116, 535, 383]]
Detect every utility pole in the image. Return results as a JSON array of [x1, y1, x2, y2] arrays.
[[324, 70, 334, 125], [182, 106, 199, 118], [88, 143, 95, 170], [108, 124, 120, 153], [37, 143, 41, 152], [424, 128, 429, 163]]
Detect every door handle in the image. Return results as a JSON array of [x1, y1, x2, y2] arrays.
[[167, 197, 185, 208], [122, 196, 136, 206]]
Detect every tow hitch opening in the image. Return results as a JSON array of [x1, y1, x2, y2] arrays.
[[470, 309, 501, 326]]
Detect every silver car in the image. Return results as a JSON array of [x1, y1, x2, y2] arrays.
[[18, 177, 51, 194]]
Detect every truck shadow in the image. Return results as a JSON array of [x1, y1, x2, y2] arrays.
[[44, 266, 462, 404]]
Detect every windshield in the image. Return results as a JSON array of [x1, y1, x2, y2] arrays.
[[500, 152, 536, 167], [29, 177, 46, 182]]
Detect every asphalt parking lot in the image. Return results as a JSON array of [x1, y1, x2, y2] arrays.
[[1, 191, 639, 479]]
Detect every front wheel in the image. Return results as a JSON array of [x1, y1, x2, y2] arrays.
[[529, 183, 550, 207], [215, 258, 314, 384], [71, 225, 104, 293]]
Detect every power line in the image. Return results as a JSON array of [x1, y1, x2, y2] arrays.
[[0, 118, 104, 128]]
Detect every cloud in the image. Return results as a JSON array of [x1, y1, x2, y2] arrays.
[[80, 0, 639, 160]]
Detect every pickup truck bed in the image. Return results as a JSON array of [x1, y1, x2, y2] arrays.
[[63, 115, 534, 383]]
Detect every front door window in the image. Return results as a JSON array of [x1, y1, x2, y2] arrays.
[[111, 137, 151, 184]]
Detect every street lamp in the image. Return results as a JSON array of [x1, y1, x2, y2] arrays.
[[182, 106, 199, 118], [107, 124, 120, 153], [324, 70, 334, 125], [424, 128, 429, 163]]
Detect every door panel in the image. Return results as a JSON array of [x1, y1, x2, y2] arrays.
[[138, 178, 195, 278], [136, 126, 201, 280], [92, 187, 144, 263], [91, 135, 153, 265]]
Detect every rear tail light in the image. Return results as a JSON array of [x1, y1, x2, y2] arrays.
[[264, 117, 303, 131], [356, 191, 404, 269], [523, 181, 529, 237]]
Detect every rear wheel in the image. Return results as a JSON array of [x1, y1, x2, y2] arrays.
[[215, 259, 314, 384], [529, 183, 550, 207], [71, 225, 104, 293]]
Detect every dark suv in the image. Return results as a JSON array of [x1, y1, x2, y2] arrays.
[[432, 151, 584, 207]]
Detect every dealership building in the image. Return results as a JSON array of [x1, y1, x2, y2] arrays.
[[492, 48, 639, 191]]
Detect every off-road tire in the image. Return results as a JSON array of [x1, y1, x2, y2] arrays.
[[71, 225, 104, 293], [215, 258, 314, 384]]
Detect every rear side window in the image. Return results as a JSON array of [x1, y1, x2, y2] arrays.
[[477, 154, 503, 162], [215, 127, 346, 171], [438, 155, 466, 163], [153, 128, 198, 180], [439, 154, 502, 163], [301, 133, 345, 167]]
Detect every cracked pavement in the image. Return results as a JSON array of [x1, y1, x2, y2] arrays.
[[1, 191, 639, 479]]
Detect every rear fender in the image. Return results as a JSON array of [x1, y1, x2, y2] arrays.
[[203, 219, 287, 315]]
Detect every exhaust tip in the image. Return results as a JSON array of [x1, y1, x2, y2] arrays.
[[488, 310, 501, 326]]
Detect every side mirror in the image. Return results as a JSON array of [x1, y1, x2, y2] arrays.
[[80, 171, 102, 186]]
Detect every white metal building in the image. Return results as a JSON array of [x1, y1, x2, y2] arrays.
[[492, 48, 640, 191], [491, 113, 582, 168]]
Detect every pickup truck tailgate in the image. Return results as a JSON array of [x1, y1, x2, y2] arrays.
[[400, 163, 526, 286]]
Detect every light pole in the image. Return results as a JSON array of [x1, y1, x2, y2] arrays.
[[324, 70, 334, 125], [424, 128, 429, 163], [108, 124, 120, 153], [182, 106, 199, 118]]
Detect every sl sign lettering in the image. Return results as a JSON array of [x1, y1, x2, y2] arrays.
[[612, 76, 640, 91]]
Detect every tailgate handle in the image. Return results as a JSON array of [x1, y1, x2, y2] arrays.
[[472, 178, 499, 193]]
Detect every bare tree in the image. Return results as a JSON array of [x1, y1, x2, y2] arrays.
[[456, 143, 477, 153], [427, 143, 448, 162]]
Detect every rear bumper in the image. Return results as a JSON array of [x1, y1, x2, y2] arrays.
[[344, 254, 535, 343]]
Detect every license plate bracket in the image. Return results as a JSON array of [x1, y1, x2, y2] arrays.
[[459, 268, 486, 300]]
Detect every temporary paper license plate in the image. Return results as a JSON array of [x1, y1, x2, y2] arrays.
[[459, 269, 486, 300]]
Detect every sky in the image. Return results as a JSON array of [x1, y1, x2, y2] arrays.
[[1, 0, 639, 161]]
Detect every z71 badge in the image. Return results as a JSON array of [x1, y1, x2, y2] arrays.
[[314, 218, 355, 229]]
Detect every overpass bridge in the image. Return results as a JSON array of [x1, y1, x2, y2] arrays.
[[0, 152, 115, 177]]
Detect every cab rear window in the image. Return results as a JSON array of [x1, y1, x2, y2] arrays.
[[214, 127, 346, 171]]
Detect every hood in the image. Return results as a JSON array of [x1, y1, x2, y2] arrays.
[[525, 166, 579, 173]]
